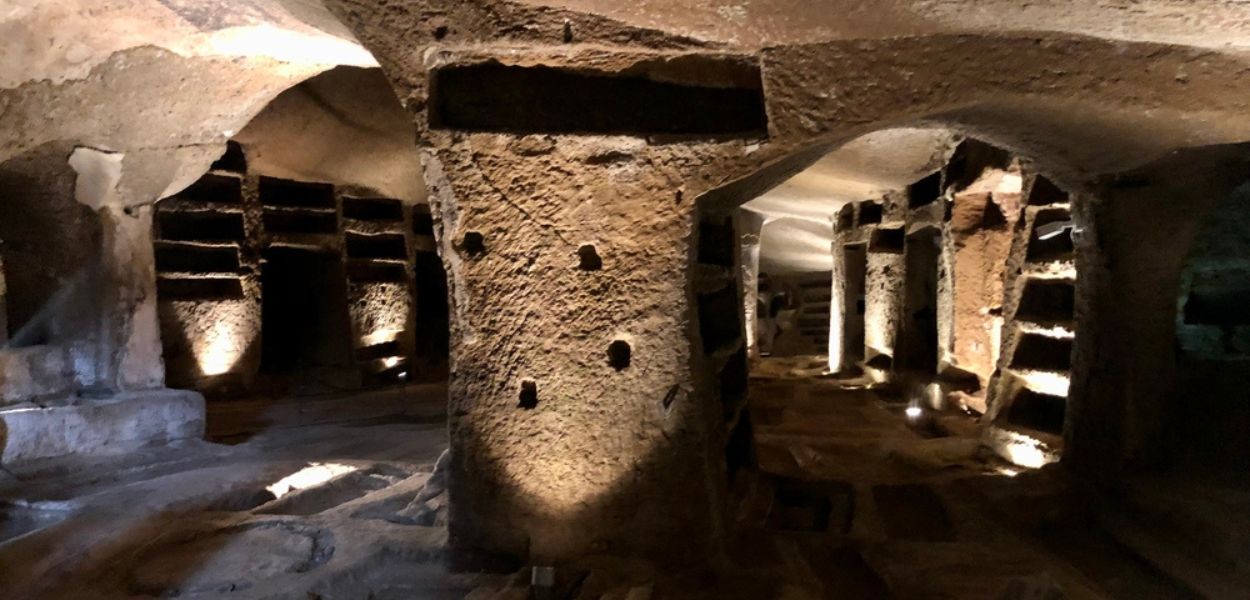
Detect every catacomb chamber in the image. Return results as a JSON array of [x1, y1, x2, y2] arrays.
[[5, 2, 1250, 597]]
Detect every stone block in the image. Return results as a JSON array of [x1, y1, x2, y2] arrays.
[[0, 388, 204, 464]]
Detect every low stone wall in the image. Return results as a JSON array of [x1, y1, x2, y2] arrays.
[[0, 389, 204, 465]]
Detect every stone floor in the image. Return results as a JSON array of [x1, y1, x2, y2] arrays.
[[726, 363, 1197, 600], [0, 367, 1231, 598]]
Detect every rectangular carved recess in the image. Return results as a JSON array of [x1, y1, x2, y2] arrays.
[[907, 171, 942, 209], [698, 215, 736, 267], [347, 261, 407, 283], [174, 173, 243, 204], [430, 61, 768, 137], [158, 211, 245, 242], [869, 227, 904, 254], [1006, 388, 1066, 435], [857, 202, 883, 226], [263, 210, 337, 234], [259, 177, 335, 209], [345, 233, 407, 260], [157, 277, 244, 301], [155, 243, 240, 274], [698, 285, 742, 354], [343, 196, 403, 221]]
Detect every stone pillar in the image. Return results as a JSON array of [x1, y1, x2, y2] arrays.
[[736, 210, 765, 360], [865, 241, 906, 374], [324, 2, 799, 568], [100, 204, 164, 390], [425, 141, 727, 564], [69, 145, 222, 392], [945, 186, 1020, 411]]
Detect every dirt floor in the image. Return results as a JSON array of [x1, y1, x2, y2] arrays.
[[0, 364, 1221, 598]]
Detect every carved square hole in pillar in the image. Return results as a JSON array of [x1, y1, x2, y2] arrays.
[[698, 285, 742, 354], [907, 171, 942, 209], [460, 231, 486, 258], [1016, 279, 1075, 323], [578, 244, 603, 271], [519, 380, 538, 409], [1005, 388, 1067, 435], [1028, 175, 1069, 206], [1027, 208, 1075, 262], [698, 215, 735, 267], [607, 340, 631, 370], [1010, 333, 1073, 372], [857, 202, 883, 226], [868, 227, 904, 254]]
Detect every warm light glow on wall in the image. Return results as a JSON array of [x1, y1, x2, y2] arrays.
[[988, 426, 1060, 469], [352, 283, 411, 353], [361, 328, 402, 347], [188, 302, 258, 377], [828, 279, 844, 372], [201, 25, 378, 69], [200, 320, 241, 376], [1015, 369, 1070, 397]]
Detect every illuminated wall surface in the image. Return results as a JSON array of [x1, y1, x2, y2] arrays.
[[154, 162, 430, 396]]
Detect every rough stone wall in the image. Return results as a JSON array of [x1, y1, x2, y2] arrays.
[[155, 66, 429, 396], [1069, 145, 1250, 473], [0, 143, 100, 402], [0, 143, 102, 350], [327, 0, 1250, 564], [941, 163, 1024, 411], [155, 170, 423, 396]]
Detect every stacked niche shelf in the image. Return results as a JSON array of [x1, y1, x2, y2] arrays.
[[342, 194, 414, 385], [990, 176, 1077, 447], [258, 177, 338, 246], [154, 171, 248, 301]]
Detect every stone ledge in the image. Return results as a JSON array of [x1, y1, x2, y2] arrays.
[[0, 388, 205, 465]]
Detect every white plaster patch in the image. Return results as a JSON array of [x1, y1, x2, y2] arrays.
[[68, 147, 125, 210]]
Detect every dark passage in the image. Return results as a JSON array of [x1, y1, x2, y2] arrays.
[[899, 230, 940, 373], [259, 248, 354, 375]]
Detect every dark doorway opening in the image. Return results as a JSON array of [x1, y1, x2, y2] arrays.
[[413, 251, 450, 381], [841, 244, 868, 370], [259, 247, 354, 378], [899, 229, 941, 374]]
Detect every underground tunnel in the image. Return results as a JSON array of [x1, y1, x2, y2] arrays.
[[2, 1, 1250, 598]]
